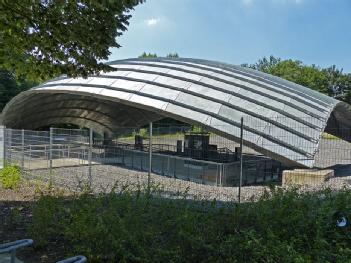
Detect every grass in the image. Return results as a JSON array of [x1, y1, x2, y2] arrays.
[[322, 132, 340, 140], [28, 185, 351, 262], [115, 125, 206, 141], [117, 132, 185, 141]]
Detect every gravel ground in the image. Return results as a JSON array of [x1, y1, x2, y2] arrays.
[[0, 181, 39, 202], [26, 164, 267, 202], [24, 164, 351, 202]]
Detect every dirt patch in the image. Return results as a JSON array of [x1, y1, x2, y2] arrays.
[[0, 181, 72, 263]]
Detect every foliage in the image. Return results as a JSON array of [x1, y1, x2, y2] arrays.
[[133, 127, 148, 137], [242, 55, 281, 73], [139, 52, 157, 58], [166, 52, 179, 58], [0, 69, 36, 111], [30, 187, 351, 262], [0, 0, 144, 81], [191, 125, 204, 132], [0, 164, 21, 189], [243, 56, 351, 104], [322, 132, 339, 140], [139, 52, 180, 58]]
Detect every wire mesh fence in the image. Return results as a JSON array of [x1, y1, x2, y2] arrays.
[[1, 115, 351, 202]]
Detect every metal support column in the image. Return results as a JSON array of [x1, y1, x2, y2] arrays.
[[49, 127, 53, 173], [219, 163, 223, 187], [8, 128, 12, 164], [88, 128, 93, 187], [0, 126, 4, 169], [10, 250, 15, 263], [238, 117, 244, 204], [148, 122, 153, 192], [21, 129, 25, 171]]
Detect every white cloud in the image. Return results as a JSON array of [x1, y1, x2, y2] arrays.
[[146, 18, 160, 27]]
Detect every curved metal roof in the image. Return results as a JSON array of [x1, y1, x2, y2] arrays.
[[3, 57, 351, 167]]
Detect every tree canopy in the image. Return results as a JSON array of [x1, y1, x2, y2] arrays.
[[139, 52, 179, 58], [0, 70, 36, 111], [138, 52, 157, 58], [0, 0, 144, 81], [243, 56, 351, 104], [166, 53, 179, 58]]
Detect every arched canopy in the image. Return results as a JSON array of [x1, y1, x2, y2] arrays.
[[3, 58, 351, 167]]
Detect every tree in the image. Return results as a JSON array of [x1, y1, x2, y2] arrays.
[[0, 70, 36, 111], [243, 56, 351, 104], [323, 65, 351, 101], [242, 55, 281, 73], [138, 52, 157, 58], [166, 53, 179, 58], [0, 0, 144, 81], [138, 52, 180, 58]]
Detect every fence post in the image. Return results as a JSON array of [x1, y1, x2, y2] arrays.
[[238, 117, 244, 204], [29, 145, 31, 170], [148, 122, 153, 192], [88, 128, 93, 187], [0, 126, 4, 169], [219, 163, 223, 186], [222, 164, 225, 186], [8, 128, 12, 164], [21, 129, 25, 171], [49, 127, 53, 173]]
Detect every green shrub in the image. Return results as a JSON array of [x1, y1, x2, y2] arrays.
[[30, 188, 351, 262], [30, 195, 67, 248], [0, 164, 21, 189]]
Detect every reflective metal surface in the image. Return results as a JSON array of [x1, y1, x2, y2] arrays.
[[3, 58, 351, 167]]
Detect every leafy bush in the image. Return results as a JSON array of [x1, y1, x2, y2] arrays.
[[30, 187, 351, 262], [0, 164, 21, 189]]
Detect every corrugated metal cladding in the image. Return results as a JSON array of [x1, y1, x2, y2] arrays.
[[3, 58, 351, 167]]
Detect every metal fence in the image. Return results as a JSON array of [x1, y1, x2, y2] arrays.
[[1, 117, 351, 202]]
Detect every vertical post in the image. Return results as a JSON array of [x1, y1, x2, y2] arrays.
[[29, 145, 31, 170], [187, 159, 190, 181], [222, 164, 225, 186], [148, 122, 153, 192], [216, 164, 218, 186], [238, 117, 244, 204], [21, 129, 25, 171], [219, 163, 223, 186], [141, 151, 143, 170], [49, 127, 53, 173], [202, 162, 205, 184], [10, 250, 16, 263], [162, 155, 165, 176], [88, 128, 93, 187], [122, 147, 125, 165], [8, 128, 12, 164], [0, 126, 4, 169]]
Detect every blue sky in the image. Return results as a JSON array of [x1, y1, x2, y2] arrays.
[[109, 0, 351, 73]]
